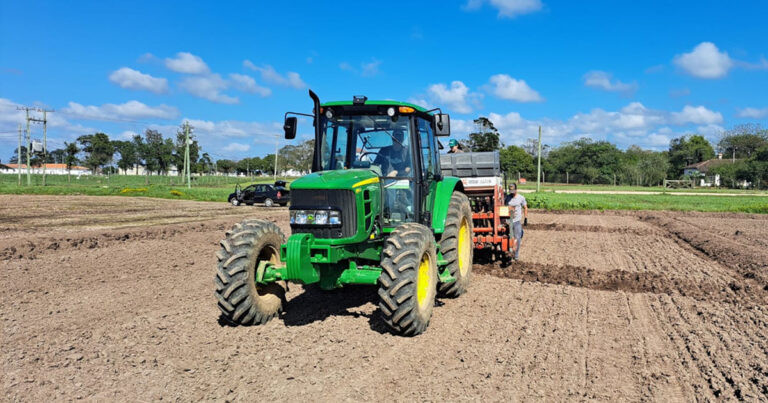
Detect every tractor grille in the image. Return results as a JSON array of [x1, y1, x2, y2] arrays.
[[290, 189, 357, 238]]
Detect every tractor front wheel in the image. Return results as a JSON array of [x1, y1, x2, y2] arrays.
[[215, 219, 286, 325], [438, 192, 474, 297], [378, 223, 438, 336]]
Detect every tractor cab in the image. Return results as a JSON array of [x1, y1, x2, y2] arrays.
[[284, 93, 451, 228]]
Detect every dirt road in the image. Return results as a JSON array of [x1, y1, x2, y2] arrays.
[[2, 195, 767, 400]]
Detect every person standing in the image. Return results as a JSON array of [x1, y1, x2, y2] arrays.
[[506, 183, 528, 261]]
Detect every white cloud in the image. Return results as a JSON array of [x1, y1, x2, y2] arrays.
[[464, 103, 726, 150], [229, 73, 271, 97], [138, 53, 156, 63], [109, 67, 168, 94], [736, 57, 768, 71], [647, 133, 671, 147], [361, 59, 381, 77], [222, 142, 250, 152], [406, 98, 433, 110], [737, 107, 768, 119], [487, 74, 543, 102], [118, 130, 139, 140], [583, 71, 637, 95], [243, 61, 306, 89], [184, 118, 283, 141], [464, 0, 543, 18], [179, 74, 239, 104], [165, 52, 210, 74], [671, 105, 723, 125], [674, 42, 733, 79], [339, 59, 382, 77], [427, 81, 477, 114], [62, 100, 179, 121]]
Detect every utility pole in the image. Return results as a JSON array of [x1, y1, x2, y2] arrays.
[[17, 106, 53, 186], [41, 110, 48, 186], [184, 121, 191, 189], [536, 125, 542, 192], [25, 108, 31, 185], [274, 136, 279, 181], [17, 124, 22, 185]]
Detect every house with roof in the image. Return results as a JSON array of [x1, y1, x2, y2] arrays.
[[683, 154, 746, 187], [0, 163, 92, 176]]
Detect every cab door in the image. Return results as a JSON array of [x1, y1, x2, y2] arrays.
[[416, 117, 439, 226]]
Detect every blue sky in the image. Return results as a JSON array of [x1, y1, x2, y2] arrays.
[[1, 0, 767, 161]]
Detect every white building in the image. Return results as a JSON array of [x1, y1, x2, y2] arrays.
[[0, 163, 91, 175]]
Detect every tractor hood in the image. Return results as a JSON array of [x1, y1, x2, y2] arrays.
[[289, 169, 379, 190]]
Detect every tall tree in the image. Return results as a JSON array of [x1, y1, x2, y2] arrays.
[[667, 134, 715, 178], [278, 139, 314, 173], [64, 141, 79, 183], [216, 159, 236, 174], [112, 140, 138, 174], [77, 132, 114, 174], [718, 124, 768, 159], [547, 138, 623, 184], [142, 129, 164, 174], [468, 117, 501, 152], [48, 148, 67, 164], [499, 145, 535, 180]]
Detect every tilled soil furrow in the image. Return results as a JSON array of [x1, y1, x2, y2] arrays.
[[641, 214, 768, 291], [0, 218, 288, 261], [525, 222, 662, 236], [475, 261, 755, 305]]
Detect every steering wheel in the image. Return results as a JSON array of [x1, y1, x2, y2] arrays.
[[358, 151, 382, 161]]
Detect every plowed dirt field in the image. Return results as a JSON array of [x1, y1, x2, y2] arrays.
[[2, 195, 768, 401]]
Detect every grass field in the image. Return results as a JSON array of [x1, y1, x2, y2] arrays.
[[2, 174, 767, 213], [524, 192, 768, 214], [0, 174, 292, 203], [516, 182, 768, 194]]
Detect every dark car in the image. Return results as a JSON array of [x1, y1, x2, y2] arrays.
[[228, 182, 290, 207]]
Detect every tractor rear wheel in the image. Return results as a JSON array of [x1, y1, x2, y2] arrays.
[[215, 219, 285, 325], [438, 192, 473, 297], [377, 223, 438, 336]]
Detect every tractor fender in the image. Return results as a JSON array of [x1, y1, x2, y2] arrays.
[[431, 176, 464, 234]]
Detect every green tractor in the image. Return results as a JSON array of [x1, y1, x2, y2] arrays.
[[215, 91, 473, 336]]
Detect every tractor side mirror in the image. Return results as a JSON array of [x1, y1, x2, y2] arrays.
[[435, 114, 451, 136], [284, 116, 297, 139]]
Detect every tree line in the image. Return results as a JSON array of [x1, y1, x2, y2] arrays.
[[6, 125, 316, 178], [465, 118, 768, 189]]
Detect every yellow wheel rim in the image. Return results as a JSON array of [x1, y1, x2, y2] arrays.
[[416, 253, 432, 309], [458, 217, 470, 276]]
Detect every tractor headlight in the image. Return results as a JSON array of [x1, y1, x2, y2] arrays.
[[291, 210, 309, 225], [290, 209, 341, 226], [314, 210, 329, 225], [329, 210, 341, 225]]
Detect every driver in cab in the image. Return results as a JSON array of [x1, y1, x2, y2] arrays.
[[374, 129, 411, 177]]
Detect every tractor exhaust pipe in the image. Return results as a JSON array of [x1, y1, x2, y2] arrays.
[[309, 89, 321, 172]]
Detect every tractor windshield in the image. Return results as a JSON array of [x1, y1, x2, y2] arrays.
[[319, 114, 413, 178]]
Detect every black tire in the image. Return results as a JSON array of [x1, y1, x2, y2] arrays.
[[215, 219, 286, 325], [378, 223, 438, 336], [264, 198, 274, 207], [438, 192, 474, 297], [229, 197, 239, 206]]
